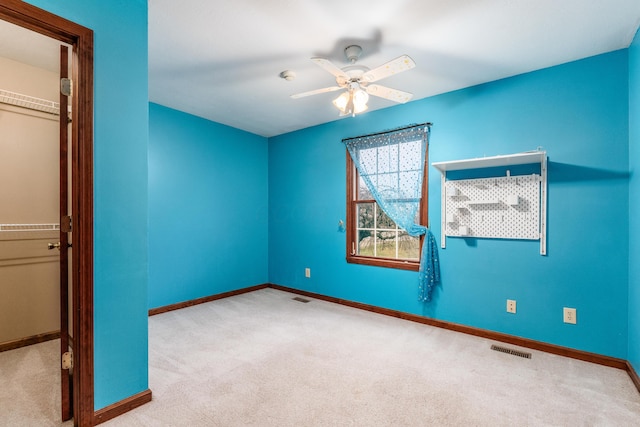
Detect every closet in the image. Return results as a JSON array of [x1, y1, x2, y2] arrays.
[[0, 54, 61, 348]]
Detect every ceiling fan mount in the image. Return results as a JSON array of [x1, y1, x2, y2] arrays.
[[291, 45, 416, 117], [344, 44, 363, 63]]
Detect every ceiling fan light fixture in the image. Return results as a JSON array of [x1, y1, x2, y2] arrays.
[[332, 91, 350, 113], [352, 88, 369, 112], [295, 46, 414, 117], [332, 88, 369, 117]]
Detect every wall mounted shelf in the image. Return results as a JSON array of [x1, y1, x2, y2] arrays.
[[432, 151, 546, 173], [432, 151, 547, 255]]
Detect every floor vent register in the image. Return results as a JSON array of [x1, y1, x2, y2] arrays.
[[491, 344, 532, 359]]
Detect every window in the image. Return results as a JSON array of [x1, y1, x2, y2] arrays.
[[345, 126, 429, 271]]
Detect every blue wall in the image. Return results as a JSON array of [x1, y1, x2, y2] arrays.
[[629, 29, 640, 373], [269, 50, 630, 359], [25, 0, 149, 410], [20, 0, 638, 412], [148, 103, 269, 309]]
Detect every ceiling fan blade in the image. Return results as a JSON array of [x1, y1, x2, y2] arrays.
[[291, 86, 343, 99], [311, 57, 349, 81], [362, 55, 416, 83], [365, 84, 413, 103]]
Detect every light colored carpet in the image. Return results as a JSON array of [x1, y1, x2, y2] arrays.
[[0, 338, 73, 427], [3, 288, 640, 426], [104, 288, 640, 426]]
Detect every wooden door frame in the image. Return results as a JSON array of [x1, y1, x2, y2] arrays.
[[0, 1, 94, 426], [59, 44, 72, 422]]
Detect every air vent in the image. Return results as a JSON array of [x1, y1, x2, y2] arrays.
[[490, 344, 531, 359], [292, 297, 310, 303]]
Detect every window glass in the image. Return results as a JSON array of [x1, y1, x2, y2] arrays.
[[345, 125, 429, 271]]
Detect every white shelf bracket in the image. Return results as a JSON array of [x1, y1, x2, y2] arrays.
[[540, 154, 547, 255], [440, 171, 446, 249]]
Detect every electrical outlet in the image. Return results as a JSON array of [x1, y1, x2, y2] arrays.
[[563, 307, 577, 324], [506, 299, 516, 314], [305, 268, 311, 278]]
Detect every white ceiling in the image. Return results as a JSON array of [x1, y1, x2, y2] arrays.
[[2, 1, 639, 138], [149, 0, 640, 137]]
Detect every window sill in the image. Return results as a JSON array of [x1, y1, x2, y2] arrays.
[[346, 255, 419, 272]]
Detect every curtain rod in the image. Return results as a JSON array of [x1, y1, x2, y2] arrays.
[[342, 122, 432, 143]]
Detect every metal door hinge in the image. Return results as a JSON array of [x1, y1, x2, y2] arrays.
[[62, 351, 73, 370], [60, 78, 72, 97], [61, 215, 72, 233]]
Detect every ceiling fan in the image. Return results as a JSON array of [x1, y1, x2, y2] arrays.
[[291, 45, 416, 117]]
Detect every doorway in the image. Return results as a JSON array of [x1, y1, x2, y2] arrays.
[[0, 1, 94, 426]]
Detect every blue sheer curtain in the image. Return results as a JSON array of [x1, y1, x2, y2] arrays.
[[344, 124, 440, 302]]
